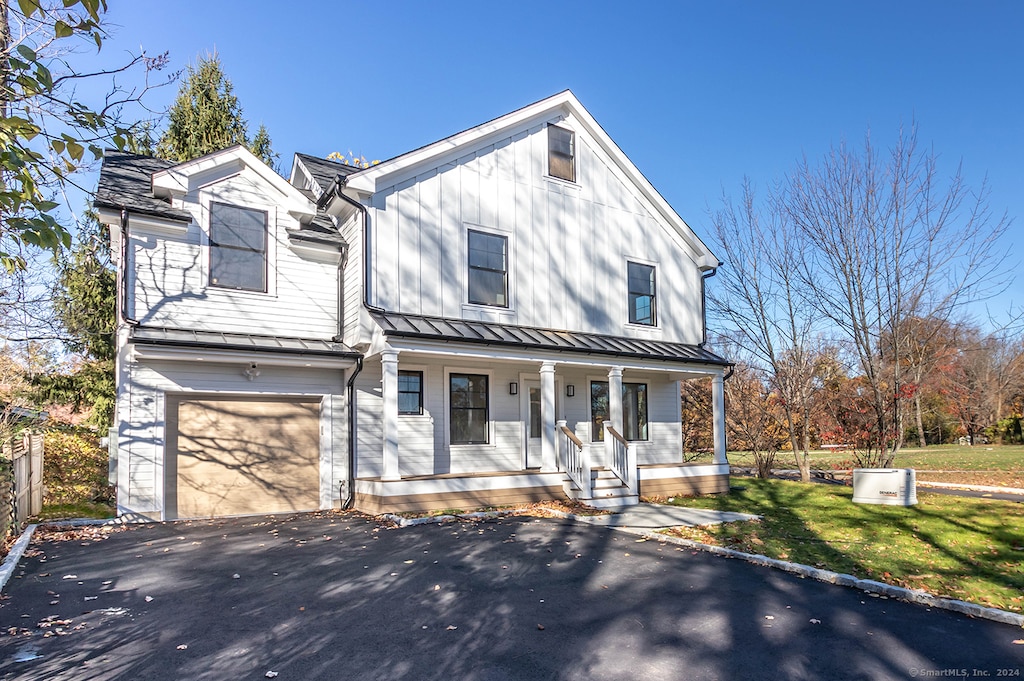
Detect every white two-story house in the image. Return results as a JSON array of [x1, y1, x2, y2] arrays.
[[96, 91, 731, 520]]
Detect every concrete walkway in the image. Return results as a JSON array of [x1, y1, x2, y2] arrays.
[[565, 503, 759, 528]]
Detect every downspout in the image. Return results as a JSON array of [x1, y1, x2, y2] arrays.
[[119, 208, 137, 326], [343, 355, 363, 509], [698, 264, 720, 348]]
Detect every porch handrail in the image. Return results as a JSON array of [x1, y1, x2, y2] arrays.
[[558, 423, 591, 499], [604, 426, 637, 495]]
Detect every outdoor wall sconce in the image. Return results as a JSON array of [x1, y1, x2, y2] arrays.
[[566, 385, 575, 397], [509, 382, 518, 395]]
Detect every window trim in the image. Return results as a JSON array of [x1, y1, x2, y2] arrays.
[[547, 124, 576, 183], [447, 371, 491, 446], [626, 260, 658, 327], [467, 228, 509, 308], [589, 379, 649, 442], [397, 370, 424, 416], [208, 200, 269, 293]]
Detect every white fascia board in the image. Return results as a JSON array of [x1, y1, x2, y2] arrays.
[[342, 90, 718, 264], [287, 239, 343, 264], [356, 472, 564, 496], [131, 344, 357, 369], [383, 337, 726, 375], [152, 146, 317, 219]]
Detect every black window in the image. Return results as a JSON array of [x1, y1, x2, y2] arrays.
[[590, 381, 648, 442], [468, 230, 508, 307], [210, 202, 267, 292], [548, 125, 575, 182], [450, 373, 489, 444], [398, 371, 423, 415], [627, 262, 656, 326]]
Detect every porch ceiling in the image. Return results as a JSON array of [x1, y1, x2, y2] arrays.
[[371, 310, 729, 367]]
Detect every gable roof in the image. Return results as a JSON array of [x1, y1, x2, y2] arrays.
[[292, 153, 360, 199], [342, 90, 719, 269], [95, 149, 346, 247], [95, 151, 193, 223]]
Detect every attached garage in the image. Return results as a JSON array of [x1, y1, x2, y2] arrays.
[[165, 395, 322, 519]]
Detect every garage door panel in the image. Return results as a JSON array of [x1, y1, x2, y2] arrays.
[[169, 396, 321, 519]]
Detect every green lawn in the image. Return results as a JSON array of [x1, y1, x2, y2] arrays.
[[722, 444, 1024, 488], [661, 478, 1024, 613]]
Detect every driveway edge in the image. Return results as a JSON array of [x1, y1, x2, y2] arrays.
[[540, 507, 1024, 628], [0, 524, 37, 592]]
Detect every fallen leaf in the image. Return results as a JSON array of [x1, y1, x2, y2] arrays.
[[765, 615, 775, 620], [232, 574, 240, 579], [145, 596, 153, 602], [1013, 639, 1024, 645], [433, 585, 440, 591], [84, 596, 97, 601], [61, 575, 78, 580], [446, 625, 458, 630], [537, 624, 545, 630], [809, 619, 821, 624], [176, 644, 188, 650], [265, 672, 278, 679]]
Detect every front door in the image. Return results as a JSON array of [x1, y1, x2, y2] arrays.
[[523, 379, 560, 469]]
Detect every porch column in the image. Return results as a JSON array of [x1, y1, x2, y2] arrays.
[[712, 372, 728, 464], [381, 348, 400, 481], [608, 366, 624, 435], [540, 361, 557, 472]]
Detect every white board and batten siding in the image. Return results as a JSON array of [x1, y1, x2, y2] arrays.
[[364, 112, 705, 345], [117, 359, 347, 518], [129, 168, 339, 339]]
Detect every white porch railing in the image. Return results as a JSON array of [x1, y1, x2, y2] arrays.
[[604, 426, 637, 496], [557, 420, 591, 499]]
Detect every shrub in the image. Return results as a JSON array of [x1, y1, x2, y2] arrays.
[[43, 428, 114, 505]]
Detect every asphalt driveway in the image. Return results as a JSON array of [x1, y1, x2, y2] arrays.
[[0, 511, 1020, 680]]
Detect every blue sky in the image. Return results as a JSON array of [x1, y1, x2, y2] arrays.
[[78, 1, 1022, 325]]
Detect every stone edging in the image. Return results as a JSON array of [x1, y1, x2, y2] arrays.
[[539, 507, 1023, 628], [0, 524, 37, 593]]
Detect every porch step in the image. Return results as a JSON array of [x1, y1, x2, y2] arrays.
[[562, 469, 638, 508]]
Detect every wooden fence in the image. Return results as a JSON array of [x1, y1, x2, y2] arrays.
[[1, 433, 44, 536]]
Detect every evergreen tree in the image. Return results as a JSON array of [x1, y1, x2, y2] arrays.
[[156, 53, 277, 167]]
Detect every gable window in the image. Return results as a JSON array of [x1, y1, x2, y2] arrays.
[[548, 125, 575, 182], [398, 371, 423, 415], [468, 229, 508, 307], [627, 262, 657, 326], [590, 381, 648, 442], [209, 202, 268, 292], [450, 373, 489, 444]]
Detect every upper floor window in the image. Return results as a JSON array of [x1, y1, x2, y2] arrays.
[[468, 229, 508, 307], [398, 370, 424, 415], [548, 125, 575, 182], [209, 202, 267, 292], [627, 261, 657, 326]]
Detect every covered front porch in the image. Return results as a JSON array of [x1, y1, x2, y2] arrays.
[[352, 311, 730, 514]]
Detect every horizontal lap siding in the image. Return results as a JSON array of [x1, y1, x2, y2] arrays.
[[121, 360, 346, 516], [132, 170, 338, 339], [367, 114, 705, 345]]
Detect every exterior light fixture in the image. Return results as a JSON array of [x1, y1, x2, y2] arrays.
[[244, 362, 260, 381], [509, 382, 518, 395], [566, 385, 575, 397]]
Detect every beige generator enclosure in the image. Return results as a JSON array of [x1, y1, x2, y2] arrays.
[[165, 395, 321, 519]]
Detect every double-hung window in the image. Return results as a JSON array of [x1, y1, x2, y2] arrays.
[[590, 381, 649, 442], [209, 202, 268, 292], [450, 373, 489, 444], [548, 125, 575, 182], [398, 371, 423, 415], [627, 262, 657, 326], [468, 229, 508, 307]]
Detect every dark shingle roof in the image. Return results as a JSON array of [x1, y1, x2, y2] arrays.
[[96, 150, 347, 248], [371, 311, 730, 366], [131, 326, 359, 358], [294, 153, 360, 197], [94, 151, 192, 222]]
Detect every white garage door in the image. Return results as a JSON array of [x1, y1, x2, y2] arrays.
[[166, 395, 321, 519]]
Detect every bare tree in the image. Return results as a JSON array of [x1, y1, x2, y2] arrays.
[[785, 127, 1009, 466], [709, 179, 820, 481]]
